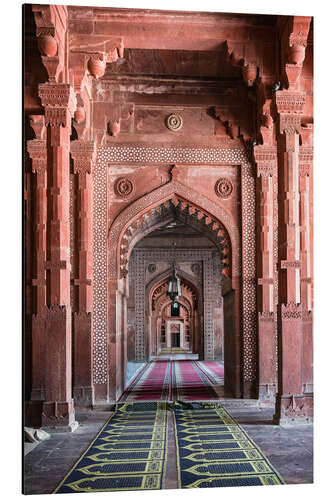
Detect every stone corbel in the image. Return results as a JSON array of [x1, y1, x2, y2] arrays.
[[288, 17, 312, 64], [242, 63, 258, 87], [32, 4, 65, 83], [105, 103, 135, 140], [214, 107, 252, 142], [285, 16, 311, 89], [259, 99, 275, 145], [29, 115, 46, 140], [73, 94, 90, 141], [285, 64, 303, 90], [69, 37, 124, 90], [225, 41, 259, 87]]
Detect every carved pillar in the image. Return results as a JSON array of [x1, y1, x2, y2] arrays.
[[37, 82, 77, 431], [134, 250, 146, 361], [27, 118, 47, 410], [274, 90, 312, 423], [254, 147, 278, 403], [203, 256, 214, 360], [107, 278, 127, 402], [70, 141, 95, 405], [299, 153, 313, 394]]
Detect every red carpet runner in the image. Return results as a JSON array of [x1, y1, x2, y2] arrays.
[[193, 361, 224, 384], [120, 360, 224, 402]]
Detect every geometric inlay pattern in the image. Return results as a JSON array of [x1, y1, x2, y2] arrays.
[[93, 145, 256, 385]]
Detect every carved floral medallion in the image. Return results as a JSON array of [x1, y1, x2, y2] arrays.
[[166, 113, 183, 131], [115, 177, 134, 197], [215, 178, 233, 199]]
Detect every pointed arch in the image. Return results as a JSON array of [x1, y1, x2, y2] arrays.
[[108, 180, 239, 283]]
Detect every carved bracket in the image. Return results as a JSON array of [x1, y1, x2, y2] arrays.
[[214, 106, 252, 143], [69, 37, 124, 91]]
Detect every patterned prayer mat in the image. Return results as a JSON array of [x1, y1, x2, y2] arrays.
[[173, 402, 285, 489], [54, 402, 168, 493]]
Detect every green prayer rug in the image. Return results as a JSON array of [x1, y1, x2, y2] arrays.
[[173, 402, 285, 489], [54, 402, 168, 493]]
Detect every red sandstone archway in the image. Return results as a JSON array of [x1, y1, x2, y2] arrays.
[[107, 181, 240, 400]]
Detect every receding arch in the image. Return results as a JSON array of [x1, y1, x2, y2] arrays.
[[148, 269, 200, 313], [149, 272, 199, 356]]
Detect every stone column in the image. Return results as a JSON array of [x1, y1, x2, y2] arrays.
[[27, 118, 47, 414], [299, 157, 313, 394], [203, 256, 214, 360], [274, 90, 312, 423], [180, 323, 184, 348], [122, 294, 128, 389], [70, 141, 95, 406], [38, 82, 77, 431], [254, 147, 277, 404], [166, 321, 171, 348]]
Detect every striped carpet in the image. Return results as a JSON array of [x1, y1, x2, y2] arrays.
[[120, 360, 224, 402]]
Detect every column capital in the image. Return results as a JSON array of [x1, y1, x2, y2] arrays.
[[274, 90, 306, 115], [274, 90, 306, 135], [253, 146, 277, 177], [27, 139, 47, 174], [38, 83, 77, 127], [70, 140, 96, 175], [38, 83, 76, 108]]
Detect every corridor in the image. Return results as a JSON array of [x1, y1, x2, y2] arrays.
[[120, 360, 226, 401]]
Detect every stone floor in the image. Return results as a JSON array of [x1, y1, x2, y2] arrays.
[[225, 405, 313, 485], [23, 411, 110, 495], [23, 403, 313, 494]]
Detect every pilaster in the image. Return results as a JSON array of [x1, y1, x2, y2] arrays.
[[71, 140, 95, 406], [299, 149, 313, 394], [37, 81, 77, 431], [27, 117, 48, 406], [274, 84, 313, 423], [254, 146, 278, 403]]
